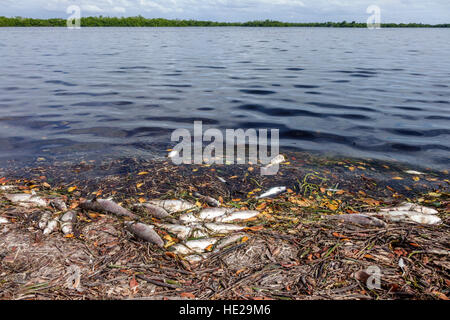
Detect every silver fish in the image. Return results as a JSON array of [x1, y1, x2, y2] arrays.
[[171, 243, 194, 255], [125, 221, 164, 247], [257, 186, 286, 199], [135, 203, 170, 219], [204, 223, 245, 234], [5, 193, 47, 207], [215, 210, 259, 223], [0, 217, 9, 224], [59, 211, 77, 235], [215, 233, 247, 250], [156, 223, 192, 240], [43, 219, 59, 235], [197, 208, 233, 220], [194, 192, 220, 207], [149, 199, 196, 213], [185, 238, 218, 253], [80, 199, 138, 219], [179, 213, 199, 223], [38, 211, 52, 230]]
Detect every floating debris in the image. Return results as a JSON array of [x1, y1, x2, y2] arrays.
[[326, 214, 386, 228], [124, 221, 164, 247], [148, 199, 196, 213], [257, 186, 286, 199], [134, 203, 170, 219], [194, 192, 220, 207], [215, 210, 259, 223], [80, 199, 138, 219]]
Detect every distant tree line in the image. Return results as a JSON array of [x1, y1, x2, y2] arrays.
[[0, 16, 449, 28]]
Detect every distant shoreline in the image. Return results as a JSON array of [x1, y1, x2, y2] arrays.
[[1, 16, 449, 28]]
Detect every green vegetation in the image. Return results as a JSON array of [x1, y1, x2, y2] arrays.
[[1, 16, 449, 28]]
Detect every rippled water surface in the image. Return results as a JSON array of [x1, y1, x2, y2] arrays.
[[0, 27, 449, 169]]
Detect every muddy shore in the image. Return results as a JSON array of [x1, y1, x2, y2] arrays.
[[0, 153, 448, 300]]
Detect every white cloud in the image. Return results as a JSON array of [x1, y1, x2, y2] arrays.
[[81, 4, 104, 13]]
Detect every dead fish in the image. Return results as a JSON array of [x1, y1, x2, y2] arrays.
[[408, 213, 441, 225], [194, 192, 220, 207], [135, 203, 170, 219], [215, 233, 247, 250], [326, 214, 386, 228], [43, 219, 59, 235], [266, 154, 285, 167], [394, 202, 438, 215], [380, 210, 442, 225], [191, 228, 209, 238], [179, 212, 199, 223], [405, 170, 424, 175], [204, 223, 245, 234], [124, 221, 164, 247], [59, 211, 77, 235], [0, 217, 9, 224], [38, 211, 52, 230], [148, 199, 196, 213], [257, 186, 286, 199], [197, 208, 233, 220], [215, 210, 259, 223], [217, 176, 227, 183], [156, 223, 192, 240], [168, 150, 179, 158], [184, 254, 206, 263], [50, 198, 68, 211], [185, 238, 218, 253], [0, 185, 15, 191], [80, 199, 138, 219], [171, 243, 194, 255], [5, 193, 47, 207]]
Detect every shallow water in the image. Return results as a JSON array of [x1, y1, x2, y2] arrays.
[[0, 27, 449, 169]]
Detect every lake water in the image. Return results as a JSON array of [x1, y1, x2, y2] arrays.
[[0, 27, 449, 169]]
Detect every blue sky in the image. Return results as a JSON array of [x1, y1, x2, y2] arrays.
[[1, 0, 449, 23]]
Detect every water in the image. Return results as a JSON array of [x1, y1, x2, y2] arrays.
[[0, 27, 449, 169]]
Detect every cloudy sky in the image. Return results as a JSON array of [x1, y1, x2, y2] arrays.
[[1, 0, 448, 23]]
